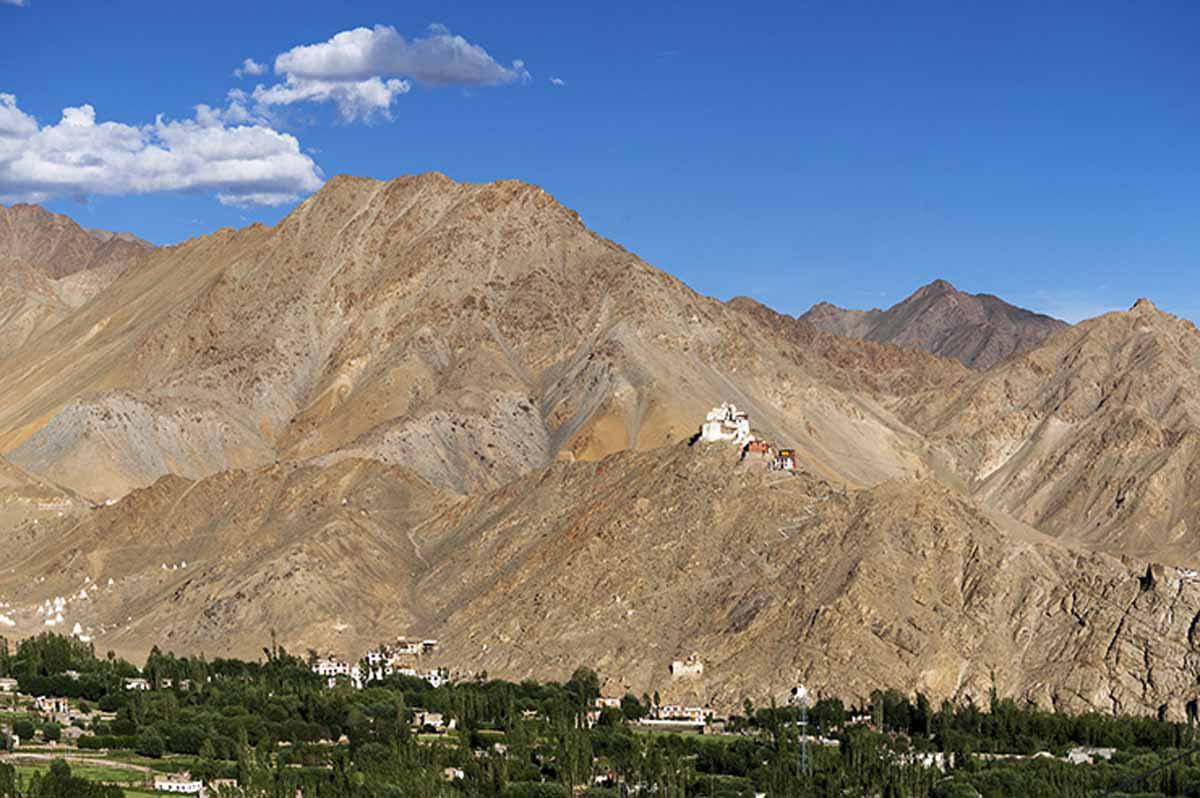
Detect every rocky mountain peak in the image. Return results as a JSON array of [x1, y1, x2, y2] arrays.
[[911, 278, 957, 299], [0, 202, 154, 279], [799, 278, 1067, 368]]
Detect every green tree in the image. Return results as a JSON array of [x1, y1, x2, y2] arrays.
[[136, 730, 165, 758], [12, 719, 34, 740]]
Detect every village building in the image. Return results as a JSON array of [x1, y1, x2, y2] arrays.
[[637, 704, 717, 731], [413, 710, 455, 733], [313, 647, 447, 690], [153, 771, 204, 794], [654, 705, 714, 724], [0, 678, 18, 693], [745, 440, 771, 457], [771, 448, 797, 471], [1066, 747, 1116, 765], [423, 668, 450, 688], [124, 677, 151, 691], [390, 639, 422, 657], [361, 639, 442, 683], [585, 698, 623, 728], [312, 657, 363, 689], [669, 654, 704, 679], [391, 667, 450, 688], [34, 696, 71, 716], [61, 726, 88, 743]]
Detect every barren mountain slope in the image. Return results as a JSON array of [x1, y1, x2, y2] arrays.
[[0, 203, 152, 279], [53, 260, 137, 310], [727, 296, 969, 397], [0, 454, 79, 539], [0, 205, 153, 361], [0, 261, 144, 360], [0, 441, 1194, 720], [0, 457, 448, 656], [800, 279, 1067, 368], [904, 299, 1200, 564], [0, 174, 930, 501], [412, 442, 1200, 719], [0, 261, 72, 358]]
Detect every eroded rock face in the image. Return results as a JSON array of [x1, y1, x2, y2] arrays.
[[2, 442, 1197, 719], [799, 279, 1067, 369], [903, 300, 1200, 565]]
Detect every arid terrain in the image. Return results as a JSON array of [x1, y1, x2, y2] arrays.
[[2, 174, 1198, 719], [0, 205, 152, 359]]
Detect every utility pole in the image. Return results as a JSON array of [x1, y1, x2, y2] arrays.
[[790, 684, 811, 777]]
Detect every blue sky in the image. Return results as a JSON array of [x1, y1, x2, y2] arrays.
[[2, 0, 1197, 322]]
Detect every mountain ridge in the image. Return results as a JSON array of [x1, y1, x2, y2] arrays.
[[0, 203, 155, 359], [799, 278, 1068, 368], [0, 203, 153, 279]]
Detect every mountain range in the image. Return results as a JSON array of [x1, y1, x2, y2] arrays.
[[1, 175, 1197, 720]]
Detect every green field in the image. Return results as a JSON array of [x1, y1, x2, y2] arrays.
[[0, 711, 35, 723], [12, 762, 149, 784]]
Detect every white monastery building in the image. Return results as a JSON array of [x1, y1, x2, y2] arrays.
[[700, 403, 753, 445]]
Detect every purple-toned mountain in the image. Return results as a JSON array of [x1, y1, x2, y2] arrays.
[[800, 279, 1067, 368], [0, 203, 152, 279]]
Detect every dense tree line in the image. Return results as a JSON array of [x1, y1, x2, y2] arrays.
[[1, 634, 1198, 796], [748, 687, 1191, 757]]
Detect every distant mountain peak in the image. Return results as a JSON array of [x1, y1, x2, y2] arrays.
[[800, 280, 1067, 369], [912, 278, 957, 298], [1, 202, 154, 279]]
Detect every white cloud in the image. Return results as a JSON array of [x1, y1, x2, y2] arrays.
[[254, 76, 411, 122], [549, 77, 566, 87], [0, 94, 323, 207], [0, 0, 28, 7], [233, 58, 266, 78], [255, 23, 527, 120]]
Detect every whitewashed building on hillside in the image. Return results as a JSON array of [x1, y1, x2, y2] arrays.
[[669, 654, 704, 678], [312, 657, 363, 689], [700, 403, 753, 445]]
